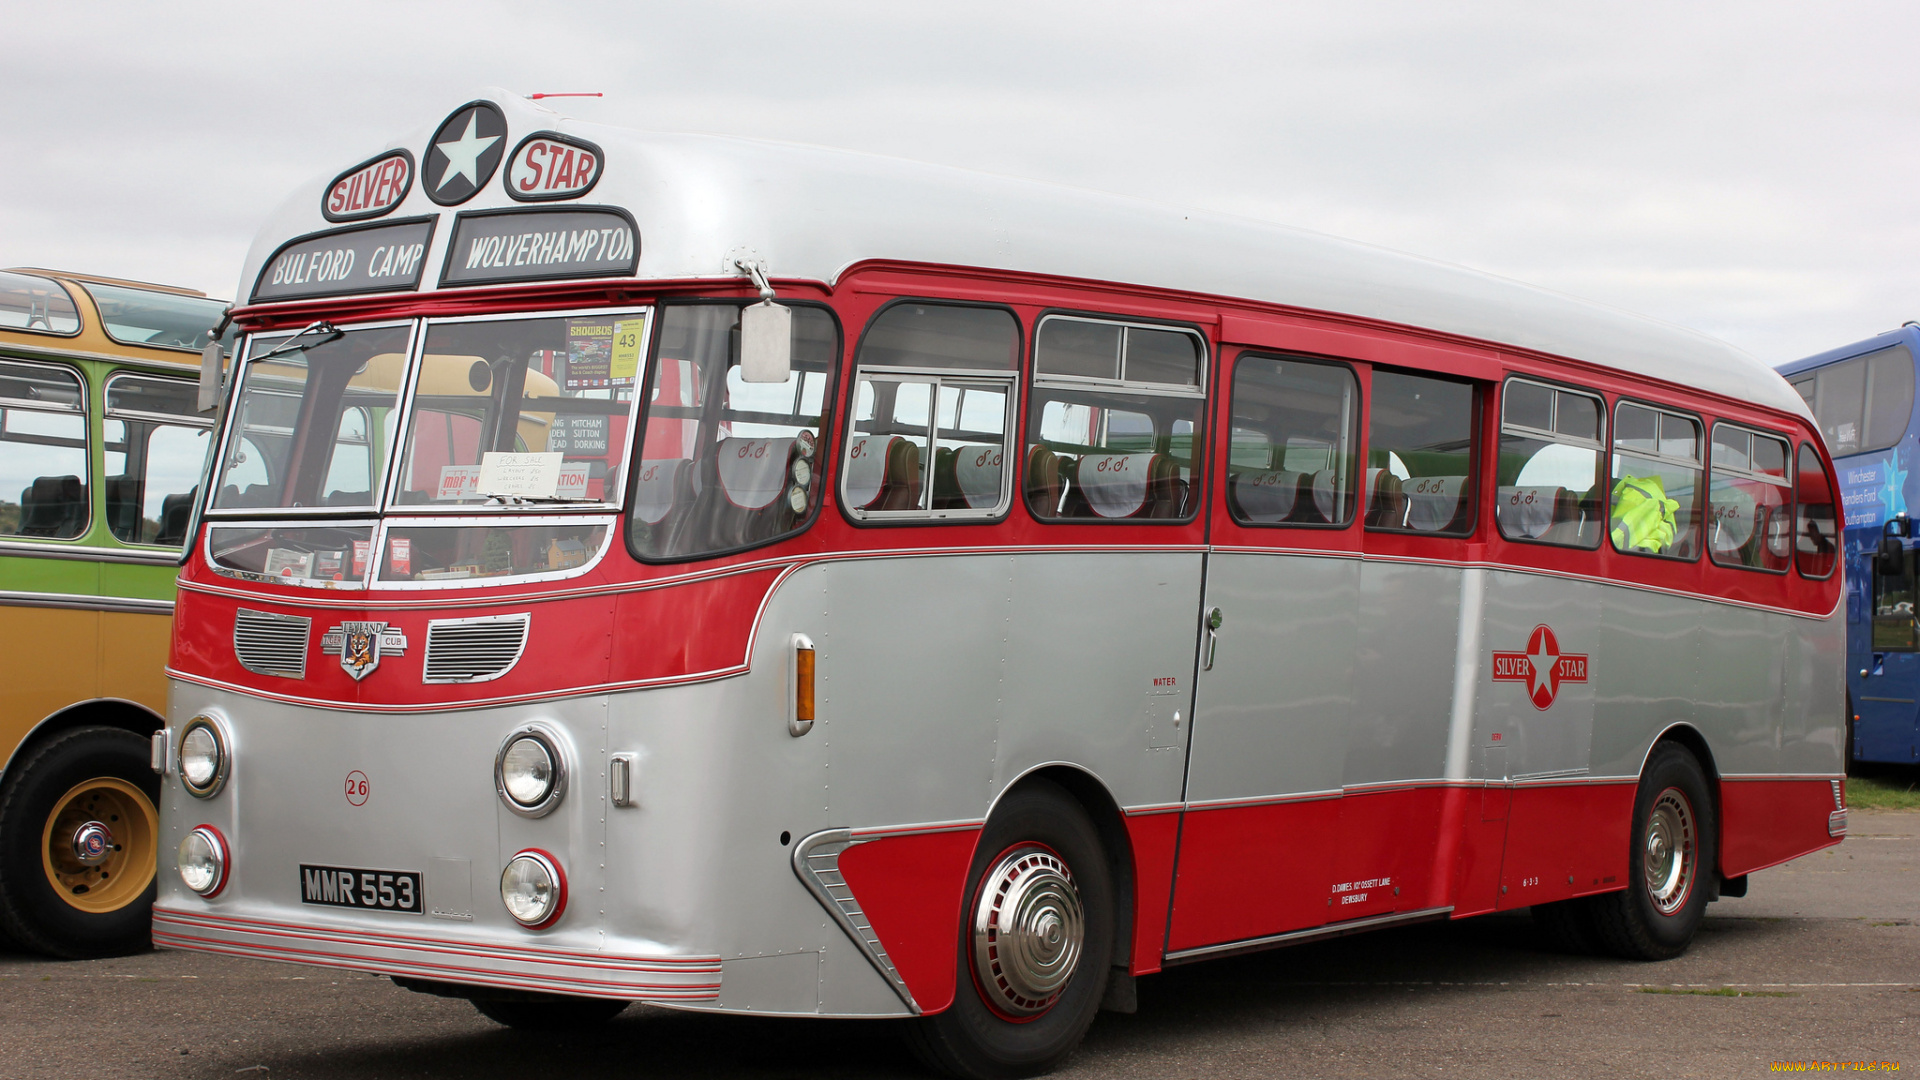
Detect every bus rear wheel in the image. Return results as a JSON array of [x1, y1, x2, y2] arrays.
[[1589, 741, 1715, 961], [0, 726, 160, 958], [906, 780, 1114, 1080]]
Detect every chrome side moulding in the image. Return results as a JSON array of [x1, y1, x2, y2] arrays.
[[1161, 906, 1455, 966], [790, 828, 920, 1014]]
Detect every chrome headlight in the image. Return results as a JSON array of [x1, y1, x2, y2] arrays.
[[178, 825, 229, 897], [500, 849, 565, 928], [178, 715, 230, 799], [494, 726, 566, 817]]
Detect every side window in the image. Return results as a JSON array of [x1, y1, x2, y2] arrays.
[[1873, 545, 1919, 652], [0, 270, 81, 336], [1794, 443, 1838, 580], [1707, 424, 1793, 573], [0, 360, 89, 540], [1609, 402, 1703, 560], [102, 374, 212, 546], [841, 303, 1019, 519], [1365, 370, 1477, 535], [1797, 345, 1914, 457], [1224, 355, 1358, 527], [1025, 315, 1206, 521], [627, 303, 840, 561], [1495, 378, 1604, 547]]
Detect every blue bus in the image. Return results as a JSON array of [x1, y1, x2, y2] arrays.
[[1779, 327, 1919, 769]]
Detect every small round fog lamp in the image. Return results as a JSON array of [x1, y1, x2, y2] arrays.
[[500, 850, 565, 928], [494, 727, 567, 818], [178, 825, 229, 897]]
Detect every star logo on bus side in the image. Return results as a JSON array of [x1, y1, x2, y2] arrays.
[[1492, 624, 1588, 710], [424, 101, 507, 206]]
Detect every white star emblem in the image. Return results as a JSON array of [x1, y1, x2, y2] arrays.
[[1527, 638, 1557, 699], [433, 113, 500, 193]]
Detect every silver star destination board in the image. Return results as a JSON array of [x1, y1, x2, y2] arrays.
[[440, 207, 639, 287], [252, 218, 436, 303]]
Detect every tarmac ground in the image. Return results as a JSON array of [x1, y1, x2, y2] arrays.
[[2, 810, 1914, 1080]]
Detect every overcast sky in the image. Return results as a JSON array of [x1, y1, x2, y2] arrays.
[[3, 2, 1914, 366]]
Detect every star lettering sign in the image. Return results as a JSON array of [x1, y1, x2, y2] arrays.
[[1491, 624, 1589, 710], [425, 101, 508, 206]]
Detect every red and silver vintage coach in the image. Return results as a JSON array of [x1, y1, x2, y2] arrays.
[[154, 89, 1848, 1077]]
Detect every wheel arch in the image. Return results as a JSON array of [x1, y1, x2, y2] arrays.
[[986, 763, 1138, 971], [1, 698, 164, 783], [1639, 721, 1726, 877]]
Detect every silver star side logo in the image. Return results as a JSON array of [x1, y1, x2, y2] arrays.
[[321, 621, 408, 681]]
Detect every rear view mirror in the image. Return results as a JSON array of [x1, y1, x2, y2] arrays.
[[739, 301, 793, 384], [1879, 534, 1906, 577], [197, 341, 225, 413]]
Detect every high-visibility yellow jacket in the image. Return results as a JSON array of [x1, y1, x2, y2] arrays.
[[1611, 474, 1679, 553]]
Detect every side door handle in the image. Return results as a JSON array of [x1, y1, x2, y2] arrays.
[[1203, 607, 1223, 671]]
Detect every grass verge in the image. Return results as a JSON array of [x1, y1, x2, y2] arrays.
[[1847, 773, 1920, 811]]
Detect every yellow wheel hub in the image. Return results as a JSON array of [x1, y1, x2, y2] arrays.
[[40, 777, 157, 914]]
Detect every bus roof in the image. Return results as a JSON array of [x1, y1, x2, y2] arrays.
[[241, 88, 1808, 420]]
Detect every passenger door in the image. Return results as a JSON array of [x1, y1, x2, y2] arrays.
[[1856, 544, 1920, 763], [1171, 348, 1362, 954]]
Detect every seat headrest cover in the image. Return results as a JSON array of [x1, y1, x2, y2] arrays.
[[1404, 475, 1467, 532], [1312, 469, 1337, 521], [843, 435, 897, 509], [1078, 453, 1156, 518], [717, 437, 792, 510], [1709, 481, 1757, 551], [1231, 469, 1301, 522], [952, 444, 1004, 509], [1498, 485, 1561, 539], [632, 458, 687, 524]]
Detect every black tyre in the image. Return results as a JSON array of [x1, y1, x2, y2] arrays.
[[0, 726, 160, 959], [1531, 897, 1601, 955], [905, 779, 1114, 1080], [471, 996, 629, 1030], [1590, 741, 1716, 961]]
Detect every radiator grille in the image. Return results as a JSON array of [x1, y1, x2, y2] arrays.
[[422, 614, 530, 683], [233, 608, 311, 679]]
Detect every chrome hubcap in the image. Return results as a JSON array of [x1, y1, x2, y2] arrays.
[[1643, 788, 1695, 915], [70, 821, 112, 866], [971, 845, 1084, 1017]]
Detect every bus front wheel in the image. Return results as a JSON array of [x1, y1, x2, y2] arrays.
[[1589, 741, 1716, 961], [906, 779, 1114, 1080], [0, 725, 160, 958]]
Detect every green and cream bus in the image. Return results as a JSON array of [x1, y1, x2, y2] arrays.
[[0, 268, 227, 957]]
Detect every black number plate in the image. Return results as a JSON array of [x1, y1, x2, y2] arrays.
[[299, 864, 423, 914]]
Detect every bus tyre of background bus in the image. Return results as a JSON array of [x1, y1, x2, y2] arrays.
[[0, 268, 227, 957], [152, 91, 1848, 1079]]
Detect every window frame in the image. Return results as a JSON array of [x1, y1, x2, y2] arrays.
[[1221, 351, 1360, 531], [386, 304, 654, 516], [1705, 420, 1794, 575], [622, 298, 845, 566], [837, 297, 1023, 527], [208, 316, 420, 521], [0, 358, 92, 544], [0, 272, 83, 339], [1362, 367, 1483, 538], [101, 371, 214, 549], [1023, 309, 1211, 527], [1493, 375, 1607, 550], [1793, 440, 1839, 581], [1606, 397, 1706, 563]]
